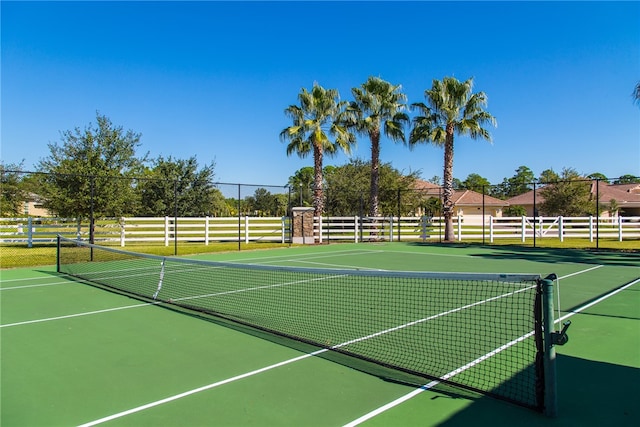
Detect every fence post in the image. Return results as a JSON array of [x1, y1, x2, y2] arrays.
[[559, 216, 564, 242], [354, 216, 358, 243], [538, 216, 543, 239], [120, 217, 125, 247], [164, 216, 170, 247], [521, 216, 526, 242], [489, 215, 494, 243], [205, 216, 210, 245], [618, 216, 623, 241], [27, 217, 33, 248], [457, 216, 462, 241], [589, 216, 594, 242], [76, 218, 82, 242], [245, 216, 250, 244]]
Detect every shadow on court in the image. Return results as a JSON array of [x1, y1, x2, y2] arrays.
[[436, 354, 639, 426], [408, 242, 640, 267]]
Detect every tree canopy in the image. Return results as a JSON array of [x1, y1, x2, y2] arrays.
[[539, 168, 594, 216], [36, 113, 147, 217], [0, 162, 28, 216], [347, 76, 409, 217], [323, 159, 420, 216], [280, 83, 355, 216], [137, 156, 224, 217]]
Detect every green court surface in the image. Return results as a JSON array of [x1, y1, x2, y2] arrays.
[[1, 242, 638, 426]]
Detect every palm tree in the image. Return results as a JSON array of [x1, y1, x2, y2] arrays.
[[409, 77, 496, 242], [348, 76, 409, 217], [280, 83, 355, 216]]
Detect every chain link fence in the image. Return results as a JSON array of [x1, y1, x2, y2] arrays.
[[0, 170, 292, 267], [2, 170, 639, 268]]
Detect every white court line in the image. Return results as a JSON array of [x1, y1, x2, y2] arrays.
[[1, 280, 76, 291], [342, 269, 638, 427], [77, 349, 328, 427], [0, 271, 348, 328], [558, 264, 603, 278], [75, 281, 531, 426], [289, 259, 387, 270], [216, 249, 384, 264], [0, 302, 156, 328], [558, 276, 640, 322], [173, 274, 348, 303], [0, 275, 59, 283]]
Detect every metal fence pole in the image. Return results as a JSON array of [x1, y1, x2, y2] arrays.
[[542, 276, 557, 417]]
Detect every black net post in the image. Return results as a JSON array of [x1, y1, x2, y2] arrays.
[[56, 235, 61, 273], [596, 178, 600, 250], [541, 275, 558, 417], [89, 176, 95, 245], [533, 181, 537, 248]]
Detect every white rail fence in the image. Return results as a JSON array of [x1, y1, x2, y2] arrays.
[[1, 215, 639, 246]]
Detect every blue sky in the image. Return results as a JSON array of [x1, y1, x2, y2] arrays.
[[2, 1, 639, 187]]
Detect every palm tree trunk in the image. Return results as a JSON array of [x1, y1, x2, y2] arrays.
[[369, 129, 381, 217], [443, 126, 455, 242], [313, 142, 324, 217]]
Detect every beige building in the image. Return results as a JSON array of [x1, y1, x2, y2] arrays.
[[22, 193, 51, 217], [413, 180, 509, 225]]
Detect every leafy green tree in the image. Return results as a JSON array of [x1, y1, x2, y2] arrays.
[[504, 205, 527, 217], [244, 188, 281, 216], [409, 77, 496, 241], [273, 193, 289, 216], [493, 166, 535, 198], [280, 83, 355, 216], [613, 174, 640, 184], [422, 197, 442, 217], [427, 175, 441, 185], [462, 173, 490, 193], [539, 168, 593, 216], [137, 156, 222, 217], [324, 159, 420, 216], [347, 76, 409, 217], [587, 172, 609, 183], [538, 168, 559, 184], [0, 162, 27, 216], [607, 199, 619, 217], [36, 113, 147, 217], [288, 166, 314, 207]]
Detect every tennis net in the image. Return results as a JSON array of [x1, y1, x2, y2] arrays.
[[57, 236, 554, 412]]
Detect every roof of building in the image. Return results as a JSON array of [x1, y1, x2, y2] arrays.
[[413, 180, 508, 206], [506, 181, 640, 207]]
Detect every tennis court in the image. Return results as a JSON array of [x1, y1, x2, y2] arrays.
[[1, 242, 638, 426]]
